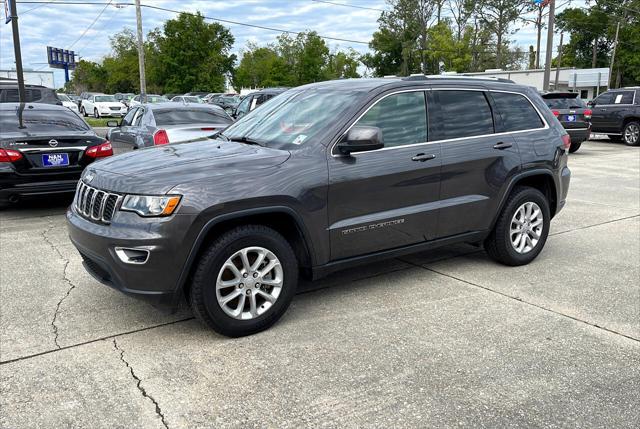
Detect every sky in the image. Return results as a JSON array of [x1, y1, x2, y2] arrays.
[[0, 0, 587, 88]]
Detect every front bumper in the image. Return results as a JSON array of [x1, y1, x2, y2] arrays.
[[100, 111, 126, 117], [67, 205, 197, 311]]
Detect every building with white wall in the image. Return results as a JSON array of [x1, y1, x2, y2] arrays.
[[0, 69, 55, 88], [459, 67, 610, 100]]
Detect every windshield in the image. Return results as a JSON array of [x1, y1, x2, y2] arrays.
[[543, 97, 587, 109], [58, 94, 71, 102], [1, 107, 90, 133], [147, 95, 169, 103], [95, 95, 116, 102], [222, 89, 362, 149]]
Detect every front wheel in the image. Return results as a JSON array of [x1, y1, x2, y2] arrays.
[[569, 142, 582, 153], [81, 107, 86, 117], [485, 187, 551, 266], [623, 121, 640, 146], [94, 108, 100, 119], [189, 225, 298, 337]]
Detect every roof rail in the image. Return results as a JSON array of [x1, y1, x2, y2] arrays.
[[400, 74, 515, 84]]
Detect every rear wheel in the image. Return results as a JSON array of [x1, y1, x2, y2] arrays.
[[569, 142, 582, 153], [485, 187, 550, 266], [189, 225, 298, 337], [622, 121, 640, 146]]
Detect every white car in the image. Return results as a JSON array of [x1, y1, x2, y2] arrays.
[[57, 93, 79, 113], [80, 94, 127, 118], [171, 95, 203, 103], [129, 94, 170, 108]]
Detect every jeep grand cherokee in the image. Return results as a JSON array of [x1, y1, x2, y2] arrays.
[[67, 77, 571, 337]]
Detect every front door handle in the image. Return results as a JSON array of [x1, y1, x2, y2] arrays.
[[493, 142, 513, 150], [411, 153, 436, 162]]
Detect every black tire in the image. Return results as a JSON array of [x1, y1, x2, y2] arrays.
[[81, 107, 86, 117], [94, 108, 100, 119], [568, 142, 582, 153], [189, 225, 298, 337], [484, 186, 551, 266], [622, 121, 640, 146]]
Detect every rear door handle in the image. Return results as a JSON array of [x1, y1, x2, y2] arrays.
[[411, 153, 436, 162], [493, 142, 513, 150]]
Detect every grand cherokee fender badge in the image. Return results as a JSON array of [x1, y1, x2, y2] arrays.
[[84, 170, 95, 183], [342, 219, 405, 235]]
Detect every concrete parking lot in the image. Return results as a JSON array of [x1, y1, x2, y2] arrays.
[[1, 139, 638, 428]]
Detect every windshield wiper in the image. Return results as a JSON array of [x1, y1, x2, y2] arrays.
[[228, 136, 264, 147]]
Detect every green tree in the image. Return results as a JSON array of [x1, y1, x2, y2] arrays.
[[232, 44, 293, 89], [557, 0, 640, 87], [324, 49, 361, 80], [149, 12, 235, 93], [70, 60, 107, 93]]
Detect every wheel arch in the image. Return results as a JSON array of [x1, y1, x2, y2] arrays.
[[491, 169, 559, 231], [175, 206, 316, 301]]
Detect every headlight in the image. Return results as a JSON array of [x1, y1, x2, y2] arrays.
[[120, 195, 181, 217]]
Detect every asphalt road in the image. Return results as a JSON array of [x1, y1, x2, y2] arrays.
[[1, 139, 639, 428]]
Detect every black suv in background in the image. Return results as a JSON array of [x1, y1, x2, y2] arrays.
[[232, 87, 287, 119], [0, 83, 62, 105], [589, 87, 640, 146], [67, 77, 571, 337], [541, 92, 592, 153]]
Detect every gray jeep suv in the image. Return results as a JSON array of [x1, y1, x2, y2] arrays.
[[67, 77, 571, 337]]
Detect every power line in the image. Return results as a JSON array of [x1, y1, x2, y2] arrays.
[[9, 1, 372, 45], [310, 0, 386, 12], [68, 1, 113, 49]]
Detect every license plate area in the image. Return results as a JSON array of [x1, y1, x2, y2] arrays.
[[42, 153, 69, 167], [566, 115, 576, 122]]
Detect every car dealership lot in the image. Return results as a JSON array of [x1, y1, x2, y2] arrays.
[[1, 139, 638, 428]]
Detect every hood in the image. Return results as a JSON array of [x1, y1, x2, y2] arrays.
[[95, 102, 124, 108], [85, 139, 290, 194]]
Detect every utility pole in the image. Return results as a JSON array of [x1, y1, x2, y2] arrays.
[[8, 0, 26, 106], [542, 0, 555, 91], [134, 0, 147, 102], [554, 32, 563, 90], [609, 21, 620, 89]]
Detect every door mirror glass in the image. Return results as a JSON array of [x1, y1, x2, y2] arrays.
[[106, 120, 119, 127], [337, 126, 384, 154]]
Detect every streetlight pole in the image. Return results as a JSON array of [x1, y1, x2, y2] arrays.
[[609, 21, 620, 89], [542, 0, 555, 91], [134, 0, 147, 102]]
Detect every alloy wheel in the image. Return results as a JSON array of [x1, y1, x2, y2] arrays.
[[510, 202, 544, 254], [624, 123, 639, 145], [215, 246, 283, 320]]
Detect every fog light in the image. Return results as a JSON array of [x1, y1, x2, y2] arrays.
[[114, 247, 150, 264]]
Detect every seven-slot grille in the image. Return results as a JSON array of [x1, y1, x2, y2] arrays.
[[74, 181, 121, 223]]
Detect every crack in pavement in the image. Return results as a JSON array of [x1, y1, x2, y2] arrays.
[[41, 222, 78, 349], [113, 339, 169, 429]]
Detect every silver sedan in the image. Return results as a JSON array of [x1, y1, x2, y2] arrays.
[[106, 103, 234, 150]]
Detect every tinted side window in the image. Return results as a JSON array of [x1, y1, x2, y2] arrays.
[[612, 91, 634, 104], [436, 90, 494, 139], [492, 92, 544, 132], [122, 107, 138, 126], [594, 92, 613, 105], [356, 91, 427, 148]]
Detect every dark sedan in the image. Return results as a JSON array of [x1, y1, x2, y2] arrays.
[[541, 92, 591, 153], [0, 103, 112, 206], [107, 103, 234, 150]]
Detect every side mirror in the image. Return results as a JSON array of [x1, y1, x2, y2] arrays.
[[106, 120, 120, 128], [336, 126, 384, 155], [587, 100, 595, 107]]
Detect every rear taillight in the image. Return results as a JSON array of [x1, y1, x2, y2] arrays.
[[552, 110, 560, 117], [583, 109, 592, 119], [153, 129, 170, 145], [200, 127, 216, 131], [86, 141, 113, 158], [561, 134, 571, 150], [0, 149, 23, 162]]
